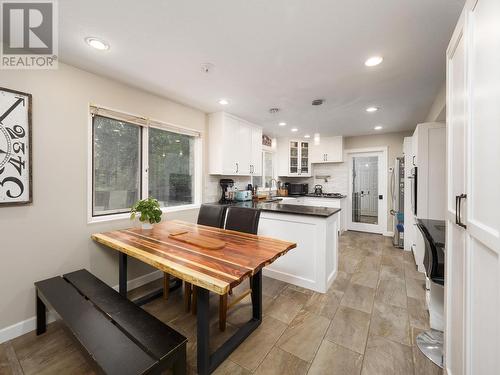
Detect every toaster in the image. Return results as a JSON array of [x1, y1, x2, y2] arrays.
[[234, 190, 252, 201]]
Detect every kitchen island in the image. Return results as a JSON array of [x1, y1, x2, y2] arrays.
[[218, 200, 341, 293]]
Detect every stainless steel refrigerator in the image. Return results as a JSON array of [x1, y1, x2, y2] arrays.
[[391, 157, 405, 248]]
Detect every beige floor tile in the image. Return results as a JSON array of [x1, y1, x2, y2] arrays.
[[11, 322, 94, 375], [362, 335, 414, 375], [406, 277, 427, 300], [262, 276, 288, 298], [308, 340, 363, 375], [0, 342, 23, 375], [381, 254, 404, 268], [229, 316, 287, 371], [357, 256, 382, 272], [375, 277, 407, 308], [338, 254, 362, 273], [350, 270, 379, 288], [303, 289, 343, 320], [329, 270, 351, 293], [226, 294, 274, 327], [213, 360, 251, 375], [254, 347, 309, 375], [281, 285, 313, 305], [369, 302, 410, 346], [379, 265, 405, 280], [266, 294, 303, 324], [340, 283, 376, 314], [404, 262, 426, 281], [408, 297, 430, 330], [325, 306, 371, 354], [276, 310, 330, 362]]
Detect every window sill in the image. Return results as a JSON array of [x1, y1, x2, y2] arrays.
[[88, 203, 201, 224]]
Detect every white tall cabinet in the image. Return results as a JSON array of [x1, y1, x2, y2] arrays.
[[446, 1, 500, 374]]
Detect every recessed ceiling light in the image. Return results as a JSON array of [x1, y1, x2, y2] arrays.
[[365, 56, 383, 67], [366, 106, 379, 112], [374, 125, 383, 130], [291, 128, 298, 132], [85, 37, 109, 51], [218, 98, 229, 105], [304, 134, 311, 138], [278, 122, 287, 126]]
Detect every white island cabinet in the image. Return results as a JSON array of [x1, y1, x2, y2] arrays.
[[258, 209, 339, 293]]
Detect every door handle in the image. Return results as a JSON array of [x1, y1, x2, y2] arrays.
[[457, 193, 467, 229], [235, 162, 239, 174]]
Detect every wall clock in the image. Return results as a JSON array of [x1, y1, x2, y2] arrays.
[[0, 87, 32, 205]]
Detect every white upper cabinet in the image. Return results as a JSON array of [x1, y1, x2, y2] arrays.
[[208, 112, 262, 176], [311, 136, 343, 163], [277, 138, 311, 177]]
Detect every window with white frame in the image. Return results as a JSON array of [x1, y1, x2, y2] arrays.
[[252, 150, 276, 189], [90, 108, 200, 219]]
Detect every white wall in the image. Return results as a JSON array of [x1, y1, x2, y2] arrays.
[[0, 64, 206, 332]]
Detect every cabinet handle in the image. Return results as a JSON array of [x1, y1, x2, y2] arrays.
[[455, 195, 460, 225], [412, 156, 416, 166], [457, 193, 467, 229], [235, 162, 239, 174]]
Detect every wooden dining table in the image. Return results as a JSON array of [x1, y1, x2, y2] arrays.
[[92, 219, 296, 375]]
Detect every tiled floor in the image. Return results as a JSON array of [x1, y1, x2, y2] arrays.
[[0, 231, 442, 374]]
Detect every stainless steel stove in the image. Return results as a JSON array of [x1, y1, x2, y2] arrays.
[[306, 192, 346, 198]]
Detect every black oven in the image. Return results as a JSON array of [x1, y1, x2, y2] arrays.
[[284, 183, 308, 196], [409, 167, 418, 215]]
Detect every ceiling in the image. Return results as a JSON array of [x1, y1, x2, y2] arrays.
[[58, 0, 464, 137]]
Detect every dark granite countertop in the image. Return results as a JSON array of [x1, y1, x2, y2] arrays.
[[304, 194, 347, 199], [417, 219, 445, 248], [214, 201, 341, 218]]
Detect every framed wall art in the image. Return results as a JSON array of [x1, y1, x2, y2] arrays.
[[0, 87, 32, 205]]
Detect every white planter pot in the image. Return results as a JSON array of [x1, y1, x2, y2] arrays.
[[141, 222, 153, 230]]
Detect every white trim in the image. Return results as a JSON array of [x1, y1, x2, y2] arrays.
[[383, 231, 394, 237], [0, 270, 163, 344], [345, 147, 389, 234]]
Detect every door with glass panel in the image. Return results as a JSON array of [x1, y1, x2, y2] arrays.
[[348, 152, 385, 233]]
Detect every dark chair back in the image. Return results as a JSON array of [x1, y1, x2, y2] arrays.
[[416, 223, 444, 285], [197, 204, 227, 228], [225, 206, 261, 235]]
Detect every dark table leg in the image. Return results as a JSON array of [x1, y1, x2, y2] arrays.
[[119, 252, 128, 297], [36, 289, 46, 335], [196, 270, 262, 375]]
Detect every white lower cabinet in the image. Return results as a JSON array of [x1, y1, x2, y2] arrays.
[[445, 1, 500, 374]]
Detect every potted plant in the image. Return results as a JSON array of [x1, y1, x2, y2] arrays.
[[130, 198, 162, 229]]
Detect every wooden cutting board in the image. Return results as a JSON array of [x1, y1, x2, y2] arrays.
[[168, 232, 226, 250]]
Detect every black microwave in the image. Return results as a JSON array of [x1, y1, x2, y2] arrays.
[[284, 183, 308, 196]]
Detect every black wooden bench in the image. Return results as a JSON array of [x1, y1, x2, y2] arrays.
[[35, 269, 187, 375]]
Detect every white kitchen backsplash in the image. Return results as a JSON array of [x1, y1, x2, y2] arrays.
[[204, 175, 252, 203], [281, 162, 349, 195]]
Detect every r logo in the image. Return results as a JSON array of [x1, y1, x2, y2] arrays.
[[2, 2, 53, 54]]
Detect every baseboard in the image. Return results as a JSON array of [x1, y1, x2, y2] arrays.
[[383, 231, 394, 237], [0, 270, 163, 344]]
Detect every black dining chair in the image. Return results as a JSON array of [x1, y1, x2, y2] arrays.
[[164, 204, 227, 308], [218, 206, 261, 331], [415, 223, 445, 368]]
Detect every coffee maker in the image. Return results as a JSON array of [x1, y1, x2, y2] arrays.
[[219, 178, 234, 203]]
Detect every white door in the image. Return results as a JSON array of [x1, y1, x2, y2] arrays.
[[465, 0, 500, 373], [347, 151, 387, 234], [445, 15, 467, 375]]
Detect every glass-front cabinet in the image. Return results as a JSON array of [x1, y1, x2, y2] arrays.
[[288, 140, 310, 176]]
